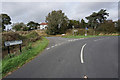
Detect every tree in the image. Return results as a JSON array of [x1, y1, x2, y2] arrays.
[[68, 20, 80, 29], [59, 19, 69, 33], [97, 9, 109, 23], [23, 26, 29, 31], [73, 20, 80, 28], [96, 20, 117, 33], [46, 10, 68, 35], [117, 20, 120, 33], [86, 9, 109, 35], [86, 9, 109, 29], [27, 21, 39, 30], [12, 22, 27, 31], [86, 12, 98, 29], [0, 16, 2, 30], [80, 19, 86, 28], [68, 20, 74, 29], [0, 14, 12, 31]]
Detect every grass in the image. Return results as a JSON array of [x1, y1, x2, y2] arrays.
[[62, 35, 99, 38], [62, 35, 119, 38], [2, 31, 41, 58], [2, 37, 49, 78]]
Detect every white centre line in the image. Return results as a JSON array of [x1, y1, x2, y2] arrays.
[[80, 43, 87, 64]]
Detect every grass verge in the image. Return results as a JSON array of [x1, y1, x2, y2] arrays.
[[62, 35, 98, 38], [62, 35, 118, 38], [2, 37, 49, 77]]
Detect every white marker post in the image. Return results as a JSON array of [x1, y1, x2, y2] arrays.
[[72, 25, 74, 36], [85, 27, 88, 36]]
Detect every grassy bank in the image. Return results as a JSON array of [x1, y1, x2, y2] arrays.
[[62, 35, 118, 38], [2, 37, 49, 77], [2, 31, 41, 57], [62, 35, 98, 38]]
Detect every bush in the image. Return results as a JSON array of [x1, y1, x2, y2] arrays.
[[2, 31, 41, 57], [66, 29, 96, 35], [77, 29, 85, 35], [26, 31, 39, 38], [2, 32, 24, 41], [96, 22, 117, 33], [2, 32, 25, 56]]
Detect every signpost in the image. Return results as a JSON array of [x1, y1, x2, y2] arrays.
[[74, 30, 78, 36], [5, 40, 22, 56], [85, 27, 88, 36]]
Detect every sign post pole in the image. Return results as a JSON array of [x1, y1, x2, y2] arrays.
[[19, 44, 22, 53], [7, 46, 10, 54], [72, 26, 74, 36], [7, 46, 11, 57], [85, 27, 88, 36]]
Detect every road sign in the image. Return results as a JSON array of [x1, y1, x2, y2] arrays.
[[74, 30, 78, 32], [85, 27, 88, 30], [4, 40, 23, 56], [5, 40, 22, 46]]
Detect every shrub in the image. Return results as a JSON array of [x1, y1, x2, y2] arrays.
[[66, 29, 96, 35], [2, 31, 41, 57], [96, 22, 117, 33]]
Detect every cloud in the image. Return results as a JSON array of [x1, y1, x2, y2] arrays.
[[1, 0, 119, 2], [118, 1, 120, 19], [74, 2, 118, 21], [0, 2, 2, 13], [1, 2, 118, 24]]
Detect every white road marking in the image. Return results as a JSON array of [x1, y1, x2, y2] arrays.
[[68, 40, 72, 42], [55, 44, 58, 46], [68, 38, 83, 42], [94, 39, 99, 41], [46, 47, 50, 50], [80, 43, 87, 63], [51, 46, 55, 48], [84, 75, 88, 79], [94, 38, 104, 41], [47, 38, 85, 50]]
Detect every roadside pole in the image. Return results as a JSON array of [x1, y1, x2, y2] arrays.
[[94, 26, 96, 35], [19, 44, 22, 53], [72, 25, 74, 36], [85, 27, 88, 36]]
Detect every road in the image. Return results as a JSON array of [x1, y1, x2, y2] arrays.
[[5, 36, 119, 79]]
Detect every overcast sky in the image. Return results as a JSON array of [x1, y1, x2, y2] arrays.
[[1, 1, 119, 24]]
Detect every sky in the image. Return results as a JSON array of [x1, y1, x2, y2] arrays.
[[0, 0, 119, 26]]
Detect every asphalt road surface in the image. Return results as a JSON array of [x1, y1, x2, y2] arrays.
[[5, 36, 119, 78]]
